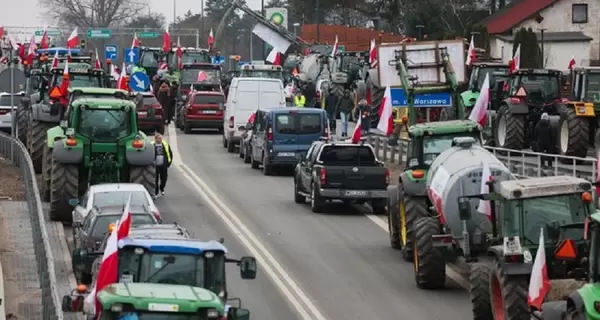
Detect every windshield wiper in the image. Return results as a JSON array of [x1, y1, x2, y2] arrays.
[[144, 256, 175, 282]]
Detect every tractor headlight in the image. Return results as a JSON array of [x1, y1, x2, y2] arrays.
[[206, 308, 219, 318]]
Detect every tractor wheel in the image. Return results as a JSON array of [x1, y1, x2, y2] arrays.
[[413, 217, 446, 289], [558, 108, 589, 158], [368, 78, 385, 114], [355, 80, 367, 103], [28, 120, 52, 174], [387, 184, 401, 250], [129, 165, 156, 196], [489, 258, 529, 320], [494, 105, 525, 150], [49, 160, 79, 222], [16, 106, 28, 145], [41, 143, 53, 202], [402, 195, 429, 262], [470, 262, 493, 320], [330, 83, 344, 99]]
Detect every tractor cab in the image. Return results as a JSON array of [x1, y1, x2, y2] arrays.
[[49, 63, 105, 90], [173, 47, 212, 68], [138, 47, 165, 78], [501, 69, 563, 107], [462, 62, 508, 109], [179, 63, 222, 101]]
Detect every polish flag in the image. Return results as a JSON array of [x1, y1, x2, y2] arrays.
[[163, 27, 171, 53], [26, 36, 36, 65], [527, 228, 550, 310], [207, 28, 214, 50], [477, 162, 492, 219], [85, 195, 132, 316], [351, 115, 362, 144], [330, 35, 339, 58], [0, 56, 7, 64], [509, 44, 521, 73], [369, 39, 377, 68], [468, 72, 490, 127], [116, 63, 128, 90], [67, 47, 72, 62], [131, 33, 140, 49], [50, 50, 59, 69], [376, 86, 393, 136], [59, 59, 70, 95], [266, 47, 281, 65], [176, 37, 183, 69], [568, 55, 576, 70], [595, 151, 600, 197], [94, 48, 101, 69], [17, 41, 25, 61], [66, 27, 78, 48], [110, 63, 120, 80], [0, 26, 4, 40], [466, 36, 476, 66], [40, 26, 49, 49]]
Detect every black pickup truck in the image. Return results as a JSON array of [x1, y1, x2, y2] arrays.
[[293, 140, 390, 213]]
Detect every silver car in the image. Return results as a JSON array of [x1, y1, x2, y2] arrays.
[[0, 92, 24, 132]]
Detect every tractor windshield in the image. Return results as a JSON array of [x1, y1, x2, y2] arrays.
[[181, 68, 221, 85], [473, 67, 508, 90], [53, 74, 103, 88], [140, 51, 160, 69], [78, 109, 131, 141], [502, 194, 587, 245], [181, 51, 211, 64], [585, 73, 600, 102], [509, 74, 560, 100], [102, 312, 205, 319], [422, 133, 481, 165], [117, 248, 225, 294], [337, 55, 361, 73]]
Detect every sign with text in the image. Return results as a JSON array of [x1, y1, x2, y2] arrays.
[[390, 88, 452, 108]]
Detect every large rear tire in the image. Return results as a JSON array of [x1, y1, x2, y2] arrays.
[[129, 165, 156, 196], [41, 143, 52, 202], [402, 195, 429, 262], [489, 258, 529, 320], [16, 106, 28, 145], [387, 185, 401, 250], [413, 217, 446, 289], [558, 108, 589, 158], [367, 77, 385, 112], [470, 262, 493, 320], [494, 105, 525, 150], [28, 120, 52, 174], [49, 160, 79, 222]]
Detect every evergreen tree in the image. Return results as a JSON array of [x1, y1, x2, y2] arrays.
[[513, 27, 542, 69]]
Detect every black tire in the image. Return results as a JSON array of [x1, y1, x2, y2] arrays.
[[310, 183, 325, 213], [238, 142, 245, 158], [262, 153, 272, 176], [494, 105, 525, 150], [129, 165, 156, 195], [28, 120, 51, 174], [222, 134, 227, 148], [294, 177, 306, 203], [558, 108, 588, 158], [402, 195, 429, 262], [49, 161, 79, 222], [388, 185, 401, 250], [489, 258, 529, 320], [413, 217, 445, 289], [183, 120, 192, 134], [243, 146, 251, 163], [470, 262, 493, 320], [227, 139, 235, 153], [250, 150, 259, 169], [41, 144, 52, 202], [16, 106, 28, 145], [367, 78, 385, 112]]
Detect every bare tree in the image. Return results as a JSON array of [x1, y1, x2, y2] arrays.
[[40, 0, 146, 27]]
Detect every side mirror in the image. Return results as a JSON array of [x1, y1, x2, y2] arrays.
[[458, 198, 472, 220], [21, 97, 30, 107], [239, 256, 257, 279], [228, 307, 250, 320], [68, 198, 80, 206], [71, 248, 89, 268]]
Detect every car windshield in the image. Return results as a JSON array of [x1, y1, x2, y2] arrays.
[[103, 312, 205, 319], [422, 134, 481, 165], [54, 74, 103, 88], [181, 68, 220, 85], [240, 70, 283, 80], [585, 73, 600, 102], [93, 191, 149, 208], [0, 96, 21, 106], [318, 146, 377, 166], [503, 194, 588, 245], [510, 74, 560, 100], [275, 113, 322, 134], [117, 249, 225, 294], [92, 214, 156, 237], [78, 109, 130, 141]]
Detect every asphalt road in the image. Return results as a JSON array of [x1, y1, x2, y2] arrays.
[[166, 127, 472, 320]]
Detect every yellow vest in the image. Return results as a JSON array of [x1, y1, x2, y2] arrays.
[[295, 95, 306, 107], [151, 140, 171, 164]]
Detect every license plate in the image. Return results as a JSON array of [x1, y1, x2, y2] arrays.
[[148, 303, 179, 312], [138, 111, 147, 117], [202, 110, 217, 114], [278, 152, 295, 157], [345, 190, 367, 196], [120, 274, 134, 283]]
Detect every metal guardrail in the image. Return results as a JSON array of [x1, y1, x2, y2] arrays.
[[0, 132, 63, 320]]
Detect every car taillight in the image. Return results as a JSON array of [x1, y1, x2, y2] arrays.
[[320, 168, 327, 185], [267, 127, 273, 140], [228, 116, 234, 128], [316, 91, 321, 101], [153, 104, 163, 116], [385, 168, 390, 185]]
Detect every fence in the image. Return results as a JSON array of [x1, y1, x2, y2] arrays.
[[0, 132, 63, 319]]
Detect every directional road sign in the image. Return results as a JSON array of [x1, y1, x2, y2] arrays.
[[390, 88, 452, 108], [124, 48, 140, 63], [129, 72, 150, 92], [138, 32, 159, 38], [35, 30, 63, 36], [104, 44, 118, 60], [87, 29, 112, 38]]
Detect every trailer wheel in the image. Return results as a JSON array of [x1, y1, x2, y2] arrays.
[[130, 165, 156, 196], [495, 105, 525, 150], [489, 259, 529, 320], [402, 195, 429, 261], [413, 217, 445, 289], [49, 160, 79, 222], [558, 108, 589, 158], [470, 262, 493, 320]]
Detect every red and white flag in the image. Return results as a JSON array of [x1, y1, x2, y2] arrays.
[[595, 151, 600, 197], [66, 27, 78, 48], [369, 39, 377, 68], [528, 228, 550, 310], [67, 47, 72, 62], [59, 59, 70, 95], [176, 37, 183, 69], [85, 195, 132, 316], [466, 36, 476, 66], [208, 28, 214, 50], [40, 26, 49, 49], [116, 63, 128, 90], [468, 72, 490, 126], [0, 26, 4, 40], [26, 35, 36, 65], [266, 47, 281, 65], [131, 33, 140, 49], [509, 44, 521, 73], [351, 115, 362, 144], [94, 48, 101, 69], [568, 55, 576, 70], [477, 162, 492, 218], [376, 86, 393, 136], [50, 50, 59, 69], [110, 63, 120, 80], [330, 35, 339, 58], [163, 27, 171, 53]]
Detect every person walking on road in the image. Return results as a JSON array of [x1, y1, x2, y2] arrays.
[[336, 90, 354, 137], [324, 88, 338, 134], [303, 79, 316, 108], [152, 133, 173, 197], [157, 83, 171, 124], [534, 112, 555, 167]]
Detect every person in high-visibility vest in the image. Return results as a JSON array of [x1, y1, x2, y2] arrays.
[[151, 133, 173, 196], [294, 92, 306, 107]]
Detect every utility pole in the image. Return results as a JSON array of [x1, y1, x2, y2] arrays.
[[261, 0, 265, 58], [539, 28, 546, 68], [316, 0, 321, 42], [200, 0, 205, 39], [172, 0, 177, 26]]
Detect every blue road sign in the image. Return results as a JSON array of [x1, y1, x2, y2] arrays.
[[390, 88, 453, 108], [104, 45, 117, 61], [124, 48, 140, 64], [129, 72, 150, 92], [212, 56, 226, 64]]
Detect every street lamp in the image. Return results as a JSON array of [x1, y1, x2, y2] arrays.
[[293, 23, 300, 36]]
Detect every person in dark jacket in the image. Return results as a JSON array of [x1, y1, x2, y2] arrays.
[[157, 83, 171, 124], [166, 81, 178, 124], [336, 90, 354, 137], [324, 88, 338, 133], [534, 112, 555, 167], [303, 79, 316, 108]]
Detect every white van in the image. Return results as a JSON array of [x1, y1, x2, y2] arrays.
[[223, 78, 285, 152]]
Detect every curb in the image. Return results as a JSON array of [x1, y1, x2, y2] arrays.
[[0, 260, 6, 320]]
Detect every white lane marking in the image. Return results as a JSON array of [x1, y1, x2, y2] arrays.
[[364, 214, 470, 289], [167, 125, 328, 320]]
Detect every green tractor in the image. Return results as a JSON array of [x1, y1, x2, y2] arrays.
[[330, 51, 367, 98], [45, 95, 156, 221], [62, 282, 250, 320]]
